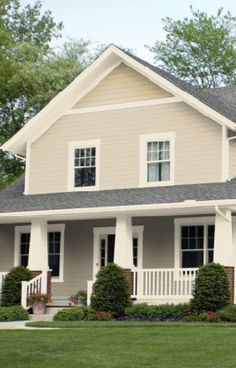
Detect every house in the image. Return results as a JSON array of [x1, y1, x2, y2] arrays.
[[0, 44, 236, 307]]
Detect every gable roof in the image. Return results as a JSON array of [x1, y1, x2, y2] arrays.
[[127, 51, 236, 123], [1, 45, 236, 156], [1, 175, 236, 214]]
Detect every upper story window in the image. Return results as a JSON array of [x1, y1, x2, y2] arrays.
[[68, 140, 100, 191], [140, 132, 175, 187]]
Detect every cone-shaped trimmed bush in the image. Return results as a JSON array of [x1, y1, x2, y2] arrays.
[[1, 266, 33, 306], [91, 263, 131, 316], [191, 263, 230, 312]]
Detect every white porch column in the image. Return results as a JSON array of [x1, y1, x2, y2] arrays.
[[114, 215, 133, 269], [28, 219, 49, 272], [214, 209, 235, 266]]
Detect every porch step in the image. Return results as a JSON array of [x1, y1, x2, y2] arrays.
[[50, 296, 70, 306], [46, 306, 69, 315], [29, 314, 53, 322]]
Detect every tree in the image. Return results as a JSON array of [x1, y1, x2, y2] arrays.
[[0, 1, 92, 190], [148, 7, 236, 88]]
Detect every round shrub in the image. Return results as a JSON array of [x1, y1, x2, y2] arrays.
[[0, 306, 29, 321], [54, 306, 86, 321], [1, 266, 34, 306], [90, 263, 131, 316], [218, 304, 236, 322], [191, 263, 230, 312]]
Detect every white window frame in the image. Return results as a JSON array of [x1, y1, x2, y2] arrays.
[[14, 224, 65, 283], [92, 226, 144, 279], [68, 139, 101, 192], [174, 217, 214, 268], [139, 132, 175, 187]]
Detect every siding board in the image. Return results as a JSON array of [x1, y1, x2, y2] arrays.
[[29, 102, 222, 194]]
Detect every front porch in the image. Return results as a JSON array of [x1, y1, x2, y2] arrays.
[[0, 208, 235, 307]]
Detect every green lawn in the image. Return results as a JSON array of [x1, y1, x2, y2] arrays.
[[1, 323, 236, 367]]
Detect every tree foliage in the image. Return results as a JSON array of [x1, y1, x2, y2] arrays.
[[0, 0, 92, 190], [148, 7, 236, 88]]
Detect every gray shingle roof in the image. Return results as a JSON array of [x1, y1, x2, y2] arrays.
[[124, 50, 236, 123], [1, 176, 236, 213]]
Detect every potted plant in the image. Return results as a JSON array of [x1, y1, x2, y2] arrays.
[[69, 290, 87, 306], [29, 293, 49, 315]]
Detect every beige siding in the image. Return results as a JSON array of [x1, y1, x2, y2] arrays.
[[229, 140, 236, 179], [29, 102, 222, 194], [0, 225, 15, 272], [134, 217, 174, 268], [73, 63, 172, 108]]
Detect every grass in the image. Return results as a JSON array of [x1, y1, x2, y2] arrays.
[[1, 323, 236, 367]]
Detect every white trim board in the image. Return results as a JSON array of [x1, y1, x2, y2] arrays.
[[65, 97, 182, 115], [1, 45, 236, 156]]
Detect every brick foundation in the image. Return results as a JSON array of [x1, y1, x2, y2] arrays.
[[124, 269, 133, 295], [47, 270, 52, 302], [224, 267, 234, 303]]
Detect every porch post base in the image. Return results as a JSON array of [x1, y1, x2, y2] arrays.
[[224, 266, 234, 303], [124, 269, 133, 296]]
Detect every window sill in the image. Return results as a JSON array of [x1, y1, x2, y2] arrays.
[[140, 180, 174, 188], [51, 277, 64, 283], [68, 185, 99, 192]]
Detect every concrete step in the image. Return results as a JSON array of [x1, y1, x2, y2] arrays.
[[29, 314, 53, 322], [46, 306, 67, 315]]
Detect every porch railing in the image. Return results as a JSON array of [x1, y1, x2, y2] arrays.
[[21, 271, 47, 309], [0, 272, 7, 304], [132, 268, 198, 301]]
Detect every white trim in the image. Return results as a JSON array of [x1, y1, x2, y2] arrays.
[[139, 132, 175, 187], [2, 199, 236, 222], [1, 45, 236, 156], [65, 97, 182, 116], [23, 142, 31, 195], [14, 224, 65, 282], [174, 217, 214, 268], [92, 225, 144, 279], [221, 126, 229, 182], [67, 139, 101, 192]]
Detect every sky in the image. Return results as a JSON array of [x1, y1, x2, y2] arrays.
[[20, 0, 236, 62]]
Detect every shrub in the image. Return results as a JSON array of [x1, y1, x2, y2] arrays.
[[95, 311, 113, 321], [91, 263, 131, 316], [125, 303, 191, 320], [69, 290, 87, 306], [54, 306, 86, 321], [218, 304, 236, 322], [0, 306, 29, 321], [191, 263, 230, 312], [1, 266, 34, 306], [183, 311, 220, 323]]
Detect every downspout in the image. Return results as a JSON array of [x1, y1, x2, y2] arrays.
[[15, 154, 26, 162]]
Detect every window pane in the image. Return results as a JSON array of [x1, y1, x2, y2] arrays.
[[100, 239, 106, 268], [107, 235, 115, 263], [74, 167, 96, 187], [133, 238, 138, 267], [49, 255, 60, 277], [160, 162, 170, 181], [181, 226, 189, 238], [208, 250, 214, 263], [181, 238, 189, 250], [182, 251, 203, 268], [21, 255, 28, 267], [147, 163, 159, 182], [208, 225, 215, 249]]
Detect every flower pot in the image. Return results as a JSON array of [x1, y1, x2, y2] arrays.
[[32, 301, 46, 315]]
